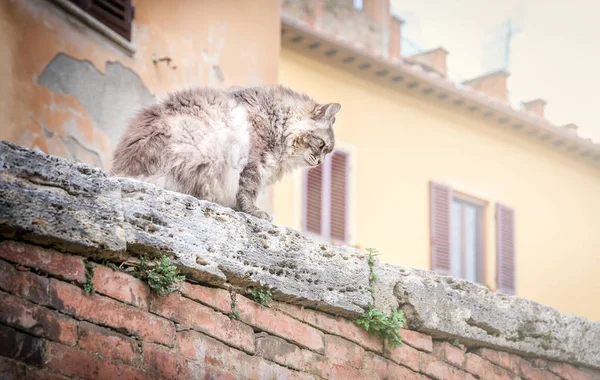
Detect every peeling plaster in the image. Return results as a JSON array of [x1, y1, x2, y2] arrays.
[[38, 53, 155, 150], [3, 0, 280, 178]]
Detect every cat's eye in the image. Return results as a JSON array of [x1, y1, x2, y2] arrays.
[[318, 139, 326, 149]]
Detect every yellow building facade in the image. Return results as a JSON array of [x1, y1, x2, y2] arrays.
[[273, 33, 600, 320]]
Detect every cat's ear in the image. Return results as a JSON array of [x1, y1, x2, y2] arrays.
[[313, 103, 341, 120]]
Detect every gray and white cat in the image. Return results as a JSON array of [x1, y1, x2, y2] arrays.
[[112, 85, 341, 221]]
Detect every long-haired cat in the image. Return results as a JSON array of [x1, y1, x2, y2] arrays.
[[112, 85, 341, 222]]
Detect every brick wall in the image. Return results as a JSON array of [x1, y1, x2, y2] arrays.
[[1, 240, 598, 380], [1, 142, 599, 379]]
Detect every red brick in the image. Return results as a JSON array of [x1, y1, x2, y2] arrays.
[[178, 329, 243, 367], [400, 329, 433, 352], [150, 291, 254, 353], [253, 358, 314, 380], [385, 361, 423, 380], [237, 296, 325, 352], [92, 264, 150, 309], [464, 353, 518, 380], [474, 348, 518, 372], [475, 348, 560, 380], [324, 334, 365, 368], [176, 330, 311, 379], [78, 321, 141, 366], [272, 301, 383, 352], [0, 290, 77, 345], [0, 356, 72, 380], [0, 325, 45, 367], [180, 281, 232, 313], [520, 360, 561, 380], [255, 332, 323, 371], [46, 342, 157, 380], [362, 352, 421, 380], [420, 352, 477, 380], [384, 341, 421, 372], [0, 259, 49, 305], [579, 368, 600, 380], [310, 361, 367, 379], [362, 352, 393, 378], [0, 241, 85, 283], [27, 369, 72, 380], [432, 341, 466, 367], [254, 333, 366, 380], [0, 357, 24, 380], [178, 329, 269, 377], [204, 366, 238, 380], [49, 278, 174, 346], [546, 362, 594, 380], [143, 343, 205, 380]]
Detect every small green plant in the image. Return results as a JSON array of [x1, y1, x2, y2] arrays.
[[356, 247, 406, 349], [228, 291, 241, 320], [101, 258, 119, 271], [356, 305, 407, 349], [248, 288, 272, 306], [366, 248, 380, 281], [451, 339, 461, 347], [83, 259, 95, 294], [137, 255, 185, 296]]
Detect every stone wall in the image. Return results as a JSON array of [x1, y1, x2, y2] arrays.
[[1, 140, 599, 380]]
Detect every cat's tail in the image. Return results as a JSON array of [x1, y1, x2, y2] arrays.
[[112, 108, 169, 178]]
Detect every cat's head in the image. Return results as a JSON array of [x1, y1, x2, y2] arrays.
[[286, 102, 341, 168]]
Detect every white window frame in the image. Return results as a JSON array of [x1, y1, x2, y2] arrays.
[[450, 193, 486, 284]]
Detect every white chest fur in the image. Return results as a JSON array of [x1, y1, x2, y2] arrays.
[[156, 103, 252, 208]]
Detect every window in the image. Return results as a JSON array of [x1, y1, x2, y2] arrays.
[[496, 204, 516, 294], [430, 181, 515, 292], [68, 0, 134, 41], [353, 0, 364, 11], [303, 151, 349, 244], [450, 197, 484, 283]]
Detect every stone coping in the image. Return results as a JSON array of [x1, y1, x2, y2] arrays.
[[0, 140, 598, 369]]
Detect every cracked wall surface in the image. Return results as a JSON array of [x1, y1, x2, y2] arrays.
[[0, 0, 280, 213], [38, 53, 156, 152], [1, 140, 599, 372], [0, 0, 280, 172]]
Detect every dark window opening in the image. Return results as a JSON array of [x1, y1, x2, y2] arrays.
[[68, 0, 134, 41]]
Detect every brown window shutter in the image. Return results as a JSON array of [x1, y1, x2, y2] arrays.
[[430, 181, 452, 275], [330, 152, 348, 242], [305, 165, 323, 235], [68, 0, 134, 41], [496, 203, 516, 294]]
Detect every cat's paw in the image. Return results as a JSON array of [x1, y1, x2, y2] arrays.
[[249, 209, 273, 222]]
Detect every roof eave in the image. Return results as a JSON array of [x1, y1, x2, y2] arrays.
[[281, 16, 600, 167]]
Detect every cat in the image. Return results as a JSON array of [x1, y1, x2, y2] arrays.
[[111, 85, 341, 222]]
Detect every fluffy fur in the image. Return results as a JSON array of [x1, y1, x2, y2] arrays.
[[112, 85, 341, 221]]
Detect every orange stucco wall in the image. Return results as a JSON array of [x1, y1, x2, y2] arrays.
[[0, 0, 280, 170]]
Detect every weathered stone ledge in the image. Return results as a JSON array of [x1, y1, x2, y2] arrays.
[[0, 140, 598, 369]]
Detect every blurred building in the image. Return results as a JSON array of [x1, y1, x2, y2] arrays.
[[2, 0, 600, 320], [275, 0, 600, 320]]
